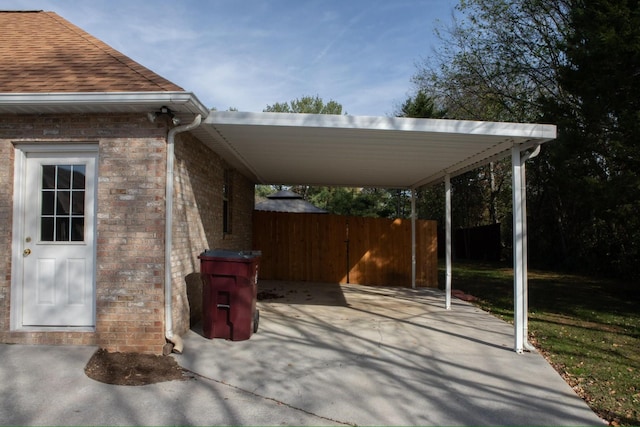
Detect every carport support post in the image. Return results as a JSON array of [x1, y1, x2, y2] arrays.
[[512, 146, 526, 353], [411, 188, 416, 289], [445, 174, 452, 310]]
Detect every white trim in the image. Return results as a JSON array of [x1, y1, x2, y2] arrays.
[[207, 111, 557, 139], [12, 143, 100, 154], [10, 147, 27, 330], [11, 143, 99, 331], [0, 91, 210, 116], [16, 326, 95, 333]]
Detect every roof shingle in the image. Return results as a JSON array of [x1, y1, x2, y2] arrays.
[[0, 10, 184, 93]]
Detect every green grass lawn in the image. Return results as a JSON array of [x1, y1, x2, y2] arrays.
[[441, 260, 639, 426]]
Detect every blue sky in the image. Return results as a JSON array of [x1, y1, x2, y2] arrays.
[[3, 0, 459, 116]]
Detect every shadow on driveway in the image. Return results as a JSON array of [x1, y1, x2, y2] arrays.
[[175, 280, 605, 426]]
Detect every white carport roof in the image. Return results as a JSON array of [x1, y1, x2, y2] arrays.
[[198, 111, 556, 188]]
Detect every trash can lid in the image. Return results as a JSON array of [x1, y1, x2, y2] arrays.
[[198, 249, 261, 259]]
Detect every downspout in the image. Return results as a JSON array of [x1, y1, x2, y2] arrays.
[[165, 114, 202, 353]]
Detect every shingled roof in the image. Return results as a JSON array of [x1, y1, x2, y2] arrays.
[[0, 10, 183, 93], [255, 190, 328, 213]]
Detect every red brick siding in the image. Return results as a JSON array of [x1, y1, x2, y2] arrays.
[[171, 133, 254, 334], [96, 135, 167, 354]]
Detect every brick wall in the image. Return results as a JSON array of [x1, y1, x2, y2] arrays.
[[171, 132, 254, 335], [1, 114, 167, 353], [0, 113, 256, 354], [96, 135, 167, 354]]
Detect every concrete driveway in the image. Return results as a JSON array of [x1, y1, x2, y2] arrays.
[[175, 280, 605, 426], [0, 280, 605, 426]]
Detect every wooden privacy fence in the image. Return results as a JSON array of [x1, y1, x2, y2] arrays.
[[253, 211, 438, 287]]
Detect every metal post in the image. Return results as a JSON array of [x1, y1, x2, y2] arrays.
[[445, 174, 452, 310], [512, 146, 525, 353], [411, 188, 416, 289], [520, 146, 540, 352], [521, 158, 529, 348]]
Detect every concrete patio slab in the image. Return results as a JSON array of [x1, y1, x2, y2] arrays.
[[175, 280, 606, 426], [0, 280, 606, 426]]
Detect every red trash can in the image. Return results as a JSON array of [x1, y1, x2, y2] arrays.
[[198, 249, 261, 341]]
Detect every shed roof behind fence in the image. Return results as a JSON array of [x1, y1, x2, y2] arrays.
[[255, 190, 328, 213]]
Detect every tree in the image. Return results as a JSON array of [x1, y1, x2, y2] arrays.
[[533, 0, 640, 277], [397, 89, 447, 119], [413, 0, 640, 278], [415, 0, 571, 122], [264, 95, 344, 114], [300, 187, 391, 217], [409, 0, 572, 249]]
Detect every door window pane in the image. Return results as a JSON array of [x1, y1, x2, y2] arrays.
[[71, 218, 84, 241], [56, 217, 69, 241], [57, 165, 71, 189], [41, 217, 54, 241], [42, 165, 56, 189], [73, 165, 86, 189], [41, 191, 55, 215], [71, 191, 85, 215], [40, 164, 86, 242], [56, 191, 70, 215]]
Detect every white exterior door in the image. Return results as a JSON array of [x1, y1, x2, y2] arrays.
[[15, 148, 97, 327]]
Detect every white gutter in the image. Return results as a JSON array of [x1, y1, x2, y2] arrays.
[[165, 114, 202, 353], [0, 91, 209, 115]]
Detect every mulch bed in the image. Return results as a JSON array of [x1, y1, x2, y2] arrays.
[[84, 348, 194, 386]]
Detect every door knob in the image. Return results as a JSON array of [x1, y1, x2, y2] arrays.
[[23, 248, 31, 256]]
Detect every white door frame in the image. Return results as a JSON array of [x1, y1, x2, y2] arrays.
[[11, 143, 98, 331]]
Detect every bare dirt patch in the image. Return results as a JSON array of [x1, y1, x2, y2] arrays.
[[257, 290, 284, 300], [84, 348, 194, 386]]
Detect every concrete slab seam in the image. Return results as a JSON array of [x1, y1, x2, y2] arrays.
[[188, 369, 357, 426]]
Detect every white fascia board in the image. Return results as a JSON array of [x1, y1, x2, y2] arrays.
[[414, 136, 557, 189], [207, 111, 557, 139], [0, 91, 210, 116]]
